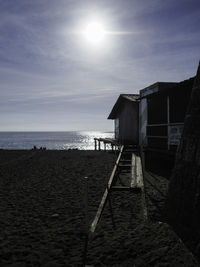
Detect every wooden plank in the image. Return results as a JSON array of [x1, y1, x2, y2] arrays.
[[147, 135, 168, 139], [131, 153, 137, 188], [135, 155, 144, 188], [147, 122, 184, 127], [107, 146, 124, 188], [136, 153, 148, 221], [90, 146, 124, 233], [111, 186, 141, 192], [118, 164, 131, 167], [90, 188, 109, 233], [122, 150, 137, 154]]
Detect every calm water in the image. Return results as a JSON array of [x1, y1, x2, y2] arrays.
[[0, 131, 114, 150]]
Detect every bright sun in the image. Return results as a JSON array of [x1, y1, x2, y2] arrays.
[[82, 22, 106, 44]]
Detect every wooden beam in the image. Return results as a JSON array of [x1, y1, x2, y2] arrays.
[[118, 164, 132, 167], [136, 151, 148, 221], [98, 140, 101, 151], [107, 146, 123, 188], [111, 186, 141, 192], [94, 139, 97, 151], [90, 146, 124, 233], [122, 149, 138, 153], [147, 122, 184, 127], [131, 153, 137, 188]]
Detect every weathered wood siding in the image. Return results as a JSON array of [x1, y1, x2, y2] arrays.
[[141, 78, 194, 152], [115, 100, 139, 144], [139, 98, 148, 146], [114, 118, 119, 139]]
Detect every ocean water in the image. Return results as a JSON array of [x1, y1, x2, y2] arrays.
[[0, 131, 114, 150]]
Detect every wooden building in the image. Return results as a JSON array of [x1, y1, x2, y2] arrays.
[[139, 77, 195, 154], [108, 94, 139, 144], [107, 76, 195, 158]]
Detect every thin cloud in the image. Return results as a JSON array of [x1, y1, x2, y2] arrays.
[[0, 0, 199, 131]]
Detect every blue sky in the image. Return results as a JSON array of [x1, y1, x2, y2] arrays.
[[0, 0, 200, 131]]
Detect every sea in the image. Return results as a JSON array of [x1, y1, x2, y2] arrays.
[[0, 131, 114, 150]]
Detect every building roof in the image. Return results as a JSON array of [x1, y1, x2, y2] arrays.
[[108, 74, 196, 120], [108, 94, 139, 119], [140, 78, 195, 98], [140, 82, 178, 98], [169, 77, 195, 93]]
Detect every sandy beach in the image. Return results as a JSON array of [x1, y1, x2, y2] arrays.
[[0, 150, 198, 266]]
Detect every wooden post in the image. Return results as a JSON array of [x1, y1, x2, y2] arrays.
[[82, 176, 89, 266], [167, 95, 170, 150], [104, 142, 106, 151], [94, 139, 97, 151], [84, 176, 89, 232], [98, 140, 101, 151]]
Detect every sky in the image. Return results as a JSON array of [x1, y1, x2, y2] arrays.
[[0, 0, 200, 131]]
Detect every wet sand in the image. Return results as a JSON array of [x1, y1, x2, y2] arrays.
[[0, 150, 198, 266]]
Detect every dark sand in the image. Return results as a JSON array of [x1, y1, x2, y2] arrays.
[[0, 150, 198, 266]]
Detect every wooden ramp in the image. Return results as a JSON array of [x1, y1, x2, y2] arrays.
[[89, 145, 148, 234], [90, 145, 124, 233]]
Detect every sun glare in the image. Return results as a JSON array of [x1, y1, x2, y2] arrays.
[[82, 22, 106, 45], [71, 16, 135, 51]]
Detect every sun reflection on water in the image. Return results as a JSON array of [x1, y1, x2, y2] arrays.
[[0, 131, 114, 150]]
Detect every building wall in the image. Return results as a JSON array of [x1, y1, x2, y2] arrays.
[[114, 118, 119, 139], [141, 84, 193, 152], [139, 84, 159, 147], [147, 94, 169, 150], [139, 98, 148, 146], [116, 100, 139, 144]]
